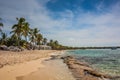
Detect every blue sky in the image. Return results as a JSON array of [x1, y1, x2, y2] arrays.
[[0, 0, 120, 47]]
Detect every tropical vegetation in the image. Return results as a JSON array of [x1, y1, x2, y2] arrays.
[[0, 17, 67, 50]]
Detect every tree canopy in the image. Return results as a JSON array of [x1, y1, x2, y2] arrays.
[[0, 17, 68, 50]]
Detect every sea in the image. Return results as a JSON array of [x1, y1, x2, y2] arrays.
[[65, 49, 120, 76]]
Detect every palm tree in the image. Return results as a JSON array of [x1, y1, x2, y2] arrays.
[[43, 38, 47, 45], [47, 40, 60, 50], [36, 33, 43, 49], [10, 17, 25, 46], [29, 28, 41, 49], [47, 39, 53, 48], [54, 40, 59, 49], [50, 39, 53, 44], [22, 22, 30, 42], [54, 40, 58, 45], [29, 29, 35, 45], [37, 34, 43, 44], [0, 32, 7, 45], [0, 18, 3, 37], [8, 34, 18, 46], [33, 28, 40, 45], [0, 18, 3, 34]]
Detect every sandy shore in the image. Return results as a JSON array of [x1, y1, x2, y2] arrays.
[[0, 50, 75, 80], [0, 50, 58, 68], [17, 59, 75, 80]]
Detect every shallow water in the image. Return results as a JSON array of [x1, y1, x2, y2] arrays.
[[65, 49, 120, 76]]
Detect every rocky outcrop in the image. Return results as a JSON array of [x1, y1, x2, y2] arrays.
[[8, 46, 21, 52], [0, 45, 24, 52], [61, 56, 120, 80], [0, 45, 9, 51]]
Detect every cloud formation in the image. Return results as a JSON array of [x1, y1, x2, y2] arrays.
[[0, 0, 120, 46]]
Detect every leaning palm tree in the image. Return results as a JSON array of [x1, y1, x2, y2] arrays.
[[33, 28, 40, 36], [0, 18, 3, 33], [10, 17, 25, 46]]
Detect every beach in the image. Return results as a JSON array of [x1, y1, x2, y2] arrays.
[[0, 50, 120, 80], [0, 50, 75, 80]]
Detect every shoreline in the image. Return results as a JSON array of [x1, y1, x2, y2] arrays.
[[0, 50, 119, 80], [61, 56, 120, 80]]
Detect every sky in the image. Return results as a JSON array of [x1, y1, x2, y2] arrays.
[[0, 0, 120, 47]]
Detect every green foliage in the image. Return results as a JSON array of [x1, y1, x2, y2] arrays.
[[36, 33, 43, 45], [22, 22, 30, 41], [0, 32, 8, 45], [6, 37, 18, 46], [43, 38, 47, 45], [10, 17, 26, 46], [47, 40, 65, 50], [29, 28, 41, 45], [0, 17, 68, 50]]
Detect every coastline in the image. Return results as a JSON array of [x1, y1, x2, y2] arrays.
[[61, 56, 120, 80], [0, 50, 119, 80]]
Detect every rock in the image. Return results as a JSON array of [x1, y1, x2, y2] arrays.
[[84, 69, 111, 78], [18, 47, 25, 51], [50, 55, 61, 59], [0, 45, 8, 51], [61, 56, 120, 80], [8, 46, 15, 49], [0, 45, 24, 52], [8, 46, 21, 52], [74, 61, 90, 67]]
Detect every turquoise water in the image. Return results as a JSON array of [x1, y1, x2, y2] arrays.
[[65, 49, 120, 76]]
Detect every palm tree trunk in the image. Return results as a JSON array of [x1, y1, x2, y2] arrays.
[[25, 36, 27, 42], [17, 37, 20, 47], [17, 34, 21, 47]]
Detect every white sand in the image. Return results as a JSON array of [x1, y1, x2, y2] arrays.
[[0, 50, 75, 80], [17, 59, 75, 80], [0, 58, 45, 80]]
